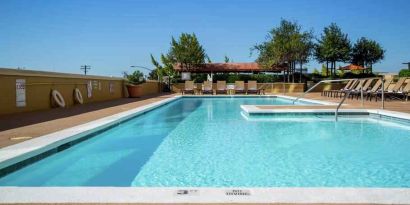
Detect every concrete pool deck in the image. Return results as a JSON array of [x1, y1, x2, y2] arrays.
[[0, 93, 177, 148]]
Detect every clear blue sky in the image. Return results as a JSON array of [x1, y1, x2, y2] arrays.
[[1, 0, 409, 77]]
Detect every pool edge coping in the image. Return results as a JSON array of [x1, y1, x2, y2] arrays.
[[1, 187, 410, 204], [0, 95, 182, 170]]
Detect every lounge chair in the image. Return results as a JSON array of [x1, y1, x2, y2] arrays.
[[202, 81, 213, 95], [346, 79, 368, 99], [182, 81, 195, 95], [393, 80, 410, 101], [368, 78, 393, 101], [247, 81, 259, 94], [385, 77, 407, 99], [216, 81, 227, 94], [332, 79, 359, 98], [350, 79, 374, 99], [234, 81, 246, 94], [323, 79, 354, 97], [364, 79, 382, 100]]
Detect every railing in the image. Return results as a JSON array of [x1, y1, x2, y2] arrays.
[[292, 79, 355, 104], [292, 77, 385, 121]]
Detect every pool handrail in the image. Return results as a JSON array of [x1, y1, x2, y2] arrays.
[[292, 79, 357, 104], [291, 77, 385, 121]]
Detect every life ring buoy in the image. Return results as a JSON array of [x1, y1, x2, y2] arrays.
[[51, 90, 66, 108], [74, 88, 84, 104]]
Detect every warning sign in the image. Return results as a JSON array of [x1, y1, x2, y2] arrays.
[[16, 79, 26, 107]]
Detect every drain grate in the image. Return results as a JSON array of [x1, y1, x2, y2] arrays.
[[225, 189, 251, 196]]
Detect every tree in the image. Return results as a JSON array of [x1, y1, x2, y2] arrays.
[[253, 19, 313, 82], [150, 54, 179, 91], [351, 37, 385, 73], [312, 68, 320, 75], [315, 23, 351, 77], [399, 69, 410, 77], [167, 33, 207, 70], [224, 55, 230, 63], [294, 29, 314, 82]]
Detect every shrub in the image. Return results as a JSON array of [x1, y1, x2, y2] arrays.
[[399, 69, 410, 77], [124, 70, 145, 85]]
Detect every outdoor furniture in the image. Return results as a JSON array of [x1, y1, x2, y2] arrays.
[[182, 81, 195, 95], [202, 81, 213, 95], [335, 80, 360, 98], [364, 79, 382, 100], [323, 79, 354, 97], [385, 77, 408, 100], [347, 79, 368, 99], [226, 84, 235, 95], [258, 84, 267, 95], [216, 81, 227, 94], [369, 78, 393, 101], [247, 81, 259, 94], [393, 81, 410, 101], [350, 79, 374, 100], [332, 79, 359, 98], [234, 81, 246, 94]]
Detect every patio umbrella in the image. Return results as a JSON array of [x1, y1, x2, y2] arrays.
[[339, 64, 365, 71]]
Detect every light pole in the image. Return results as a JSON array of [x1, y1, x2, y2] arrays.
[[130, 65, 162, 92], [130, 65, 160, 82]]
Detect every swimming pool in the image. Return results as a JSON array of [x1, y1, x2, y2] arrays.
[[0, 96, 410, 188]]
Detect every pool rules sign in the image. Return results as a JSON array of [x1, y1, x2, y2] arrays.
[[16, 79, 26, 107]]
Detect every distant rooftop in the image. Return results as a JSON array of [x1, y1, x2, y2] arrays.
[[173, 63, 286, 73]]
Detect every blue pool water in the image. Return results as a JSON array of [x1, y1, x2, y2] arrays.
[[1, 97, 410, 187]]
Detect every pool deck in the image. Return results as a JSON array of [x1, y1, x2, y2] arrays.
[[0, 92, 409, 149], [0, 94, 177, 148], [285, 92, 410, 113]]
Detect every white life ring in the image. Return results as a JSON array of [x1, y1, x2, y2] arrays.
[[51, 90, 66, 108], [74, 88, 84, 104]]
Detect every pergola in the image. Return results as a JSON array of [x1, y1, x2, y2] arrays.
[[339, 64, 366, 71], [173, 63, 286, 73]]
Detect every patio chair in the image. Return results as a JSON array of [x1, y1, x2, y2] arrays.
[[368, 78, 393, 101], [182, 81, 195, 95], [350, 79, 374, 100], [247, 81, 259, 94], [234, 81, 246, 94], [202, 81, 213, 95], [216, 81, 227, 94], [332, 79, 359, 98], [346, 79, 368, 99], [385, 77, 408, 100], [393, 80, 410, 101], [364, 79, 382, 100], [323, 79, 354, 97]]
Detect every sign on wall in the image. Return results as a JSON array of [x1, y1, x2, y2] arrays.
[[109, 82, 114, 93], [87, 80, 93, 98], [181, 72, 191, 80], [16, 79, 26, 107]]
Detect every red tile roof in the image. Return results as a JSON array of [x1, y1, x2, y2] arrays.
[[173, 63, 286, 73], [339, 64, 365, 71]]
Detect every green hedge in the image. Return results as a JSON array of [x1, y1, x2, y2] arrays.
[[186, 73, 281, 83], [399, 69, 410, 77]]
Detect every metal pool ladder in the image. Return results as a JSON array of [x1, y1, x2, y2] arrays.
[[292, 77, 385, 121]]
